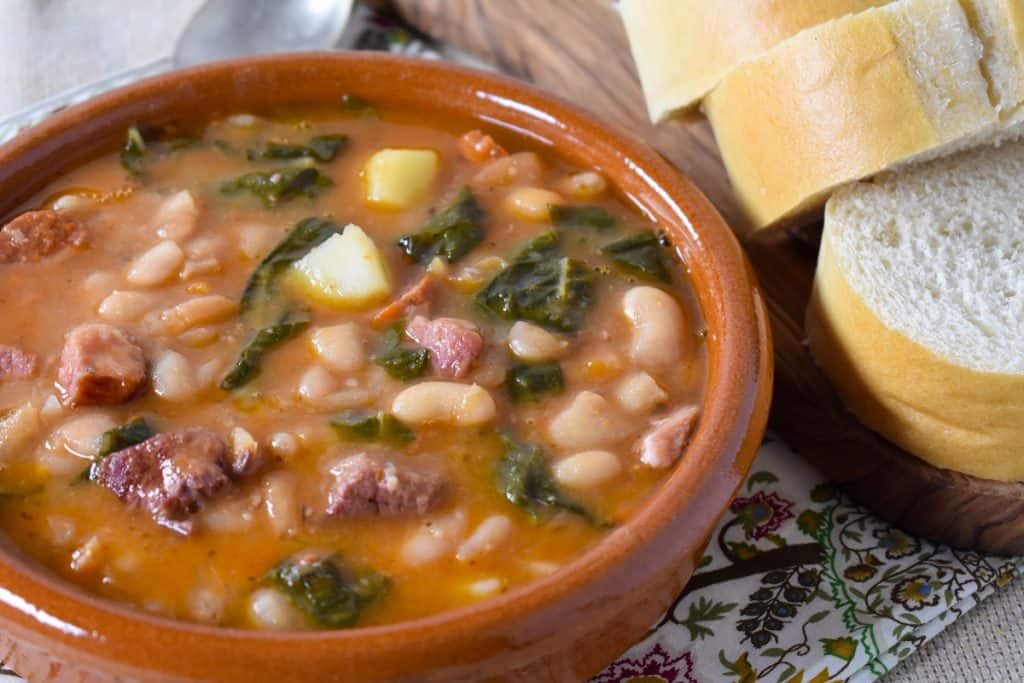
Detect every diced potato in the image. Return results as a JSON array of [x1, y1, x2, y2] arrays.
[[289, 224, 391, 309], [363, 148, 439, 209]]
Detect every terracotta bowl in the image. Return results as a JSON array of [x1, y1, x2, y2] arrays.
[[0, 53, 772, 682]]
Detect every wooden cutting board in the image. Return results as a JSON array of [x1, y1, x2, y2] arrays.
[[393, 0, 1024, 555]]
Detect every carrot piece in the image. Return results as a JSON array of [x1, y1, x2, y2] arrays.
[[457, 129, 507, 163], [371, 274, 434, 328]]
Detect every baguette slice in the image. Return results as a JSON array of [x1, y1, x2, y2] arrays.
[[621, 0, 890, 122], [807, 140, 1024, 482], [705, 0, 1024, 231]]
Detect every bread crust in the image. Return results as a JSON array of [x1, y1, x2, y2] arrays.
[[622, 0, 888, 122], [807, 223, 1024, 482], [704, 0, 1001, 230]]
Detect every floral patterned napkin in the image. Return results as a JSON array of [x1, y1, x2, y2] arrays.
[[594, 436, 1020, 682], [0, 5, 1019, 682]]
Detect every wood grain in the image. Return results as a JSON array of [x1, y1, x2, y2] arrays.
[[393, 0, 1024, 555]]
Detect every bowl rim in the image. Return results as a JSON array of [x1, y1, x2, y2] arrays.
[[0, 51, 771, 663]]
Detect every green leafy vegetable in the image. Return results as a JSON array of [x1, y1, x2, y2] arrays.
[[120, 125, 148, 175], [600, 231, 672, 283], [220, 313, 310, 390], [220, 166, 333, 207], [239, 217, 343, 321], [496, 434, 599, 524], [373, 322, 430, 381], [396, 187, 485, 264], [549, 205, 616, 231], [506, 362, 564, 403], [268, 552, 389, 629], [476, 231, 594, 332], [332, 411, 414, 445], [78, 417, 156, 483], [340, 94, 379, 118], [246, 134, 349, 163]]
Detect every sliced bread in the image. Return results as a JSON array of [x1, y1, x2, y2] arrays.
[[806, 139, 1024, 482], [620, 0, 889, 122], [705, 0, 1024, 231]]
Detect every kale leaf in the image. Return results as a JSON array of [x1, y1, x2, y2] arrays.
[[549, 204, 616, 231], [79, 417, 156, 483], [219, 166, 333, 207], [496, 434, 599, 524], [246, 134, 349, 163], [600, 230, 672, 283], [396, 187, 485, 264], [220, 313, 310, 390], [120, 125, 148, 175], [268, 552, 389, 629], [332, 411, 415, 446], [506, 362, 564, 403], [476, 231, 593, 332], [239, 217, 343, 321], [340, 94, 379, 118], [372, 322, 430, 381]]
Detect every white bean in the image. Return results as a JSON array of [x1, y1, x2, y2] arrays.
[[83, 272, 119, 301], [127, 241, 185, 287], [70, 535, 104, 573], [269, 432, 299, 459], [160, 295, 236, 335], [466, 578, 504, 597], [53, 412, 116, 458], [392, 382, 496, 426], [297, 365, 338, 404], [310, 324, 365, 374], [554, 450, 622, 489], [195, 358, 225, 389], [471, 152, 543, 188], [47, 515, 77, 547], [39, 394, 64, 420], [262, 471, 301, 537], [547, 391, 626, 451], [456, 515, 513, 562], [0, 402, 40, 461], [400, 509, 467, 566], [178, 326, 220, 347], [622, 286, 686, 371], [187, 583, 226, 625], [185, 235, 227, 260], [504, 187, 562, 221], [154, 190, 199, 241], [248, 588, 306, 630], [52, 194, 93, 212], [507, 321, 567, 362], [98, 290, 156, 323], [563, 171, 607, 199], [238, 223, 276, 260], [615, 371, 669, 415], [151, 350, 198, 402], [180, 258, 221, 280], [200, 493, 259, 533]]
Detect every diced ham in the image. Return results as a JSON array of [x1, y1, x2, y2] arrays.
[[326, 453, 445, 517], [56, 323, 146, 406], [405, 316, 483, 379], [0, 210, 86, 264], [371, 274, 434, 328], [94, 428, 233, 535], [639, 405, 700, 468], [0, 344, 37, 381], [457, 129, 507, 163]]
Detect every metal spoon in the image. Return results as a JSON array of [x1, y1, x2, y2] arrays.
[[174, 0, 356, 66]]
